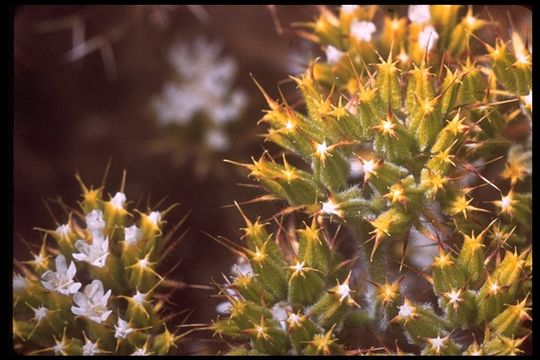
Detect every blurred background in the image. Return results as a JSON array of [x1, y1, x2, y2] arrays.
[[13, 5, 531, 354]]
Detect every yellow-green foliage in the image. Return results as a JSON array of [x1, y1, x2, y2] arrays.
[[13, 176, 185, 355], [213, 5, 531, 355]]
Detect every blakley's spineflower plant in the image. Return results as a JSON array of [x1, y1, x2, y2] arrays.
[[13, 174, 188, 355], [152, 36, 248, 176], [210, 5, 531, 355]]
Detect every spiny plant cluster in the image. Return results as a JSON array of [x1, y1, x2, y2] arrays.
[[212, 5, 531, 355], [12, 176, 186, 355]]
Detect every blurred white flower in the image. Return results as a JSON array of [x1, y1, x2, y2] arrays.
[[71, 280, 112, 323], [286, 40, 316, 76], [215, 298, 233, 315], [271, 301, 292, 330], [41, 255, 81, 295], [350, 20, 376, 42], [408, 5, 431, 24], [153, 36, 247, 151], [205, 128, 229, 151], [418, 25, 439, 51], [230, 256, 253, 277], [216, 288, 239, 315], [124, 224, 142, 246], [321, 199, 341, 217], [326, 45, 344, 64], [349, 157, 363, 178]]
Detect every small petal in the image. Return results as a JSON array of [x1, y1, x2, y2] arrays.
[[55, 255, 68, 273]]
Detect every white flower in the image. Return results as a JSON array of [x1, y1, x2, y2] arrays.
[[398, 302, 415, 319], [337, 283, 351, 301], [408, 5, 431, 24], [215, 301, 232, 314], [82, 338, 101, 356], [41, 255, 81, 295], [341, 5, 359, 15], [55, 224, 71, 237], [85, 210, 105, 232], [71, 280, 112, 324], [216, 287, 240, 315], [325, 45, 344, 64], [271, 301, 292, 330], [114, 318, 134, 339], [418, 25, 439, 52], [72, 234, 110, 268], [321, 199, 341, 217], [33, 306, 48, 321], [350, 20, 376, 42], [13, 273, 28, 292], [148, 211, 161, 226], [205, 128, 230, 151], [124, 225, 142, 246], [110, 192, 127, 209], [349, 157, 363, 178], [230, 257, 253, 277]]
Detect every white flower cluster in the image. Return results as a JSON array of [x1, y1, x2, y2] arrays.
[[153, 37, 248, 151], [408, 5, 439, 52], [36, 193, 154, 332], [39, 255, 113, 325]]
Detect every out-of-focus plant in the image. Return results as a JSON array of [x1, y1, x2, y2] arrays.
[[13, 174, 189, 355], [152, 36, 248, 177], [209, 5, 531, 355], [34, 5, 209, 80]]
